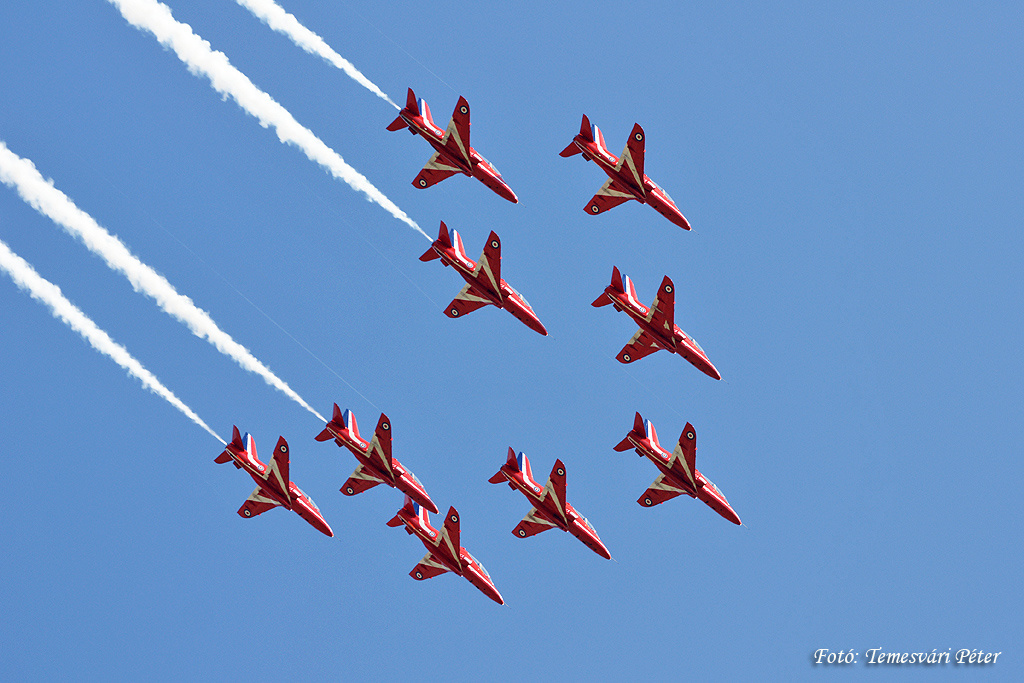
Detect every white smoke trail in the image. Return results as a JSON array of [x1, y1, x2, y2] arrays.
[[0, 235, 224, 444], [0, 141, 327, 424], [106, 0, 428, 239], [235, 0, 398, 109]]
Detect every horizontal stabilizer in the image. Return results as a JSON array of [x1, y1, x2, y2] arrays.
[[386, 514, 404, 527], [559, 141, 581, 157], [614, 412, 644, 451], [611, 266, 624, 292], [214, 451, 232, 464], [386, 115, 408, 132], [314, 427, 333, 442], [613, 435, 634, 452], [506, 446, 519, 470], [580, 114, 593, 140], [230, 425, 245, 451]]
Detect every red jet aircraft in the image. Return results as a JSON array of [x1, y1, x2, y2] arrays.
[[592, 266, 720, 380], [488, 449, 611, 559], [560, 114, 691, 230], [387, 496, 504, 605], [214, 427, 334, 536], [615, 413, 741, 525], [315, 404, 438, 514], [420, 221, 548, 335], [387, 88, 518, 202]]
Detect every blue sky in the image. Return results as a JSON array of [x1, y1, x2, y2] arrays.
[[1, 0, 1020, 679]]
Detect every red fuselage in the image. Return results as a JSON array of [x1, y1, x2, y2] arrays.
[[223, 439, 333, 537], [394, 506, 504, 605], [600, 283, 721, 380], [398, 108, 518, 203], [319, 419, 438, 514], [428, 238, 548, 336], [494, 463, 611, 559], [625, 432, 741, 525], [568, 132, 690, 230]]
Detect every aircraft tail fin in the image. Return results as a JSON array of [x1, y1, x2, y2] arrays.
[[593, 124, 608, 154], [614, 412, 644, 451], [420, 99, 435, 126], [645, 419, 662, 450], [623, 276, 638, 303]]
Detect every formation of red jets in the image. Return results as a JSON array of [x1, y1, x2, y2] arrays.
[[215, 88, 741, 604]]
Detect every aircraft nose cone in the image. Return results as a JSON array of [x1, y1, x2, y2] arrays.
[[670, 211, 692, 231], [693, 353, 722, 380], [724, 507, 742, 526], [485, 584, 505, 605], [497, 183, 518, 204], [316, 518, 335, 537]]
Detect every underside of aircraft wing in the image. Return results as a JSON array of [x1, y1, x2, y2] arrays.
[[638, 473, 688, 508], [512, 508, 558, 538], [340, 463, 384, 496], [365, 413, 394, 476], [670, 424, 699, 490], [472, 232, 502, 295], [410, 553, 450, 580], [266, 437, 291, 503], [444, 284, 491, 319], [647, 276, 675, 335], [541, 459, 568, 522], [412, 151, 461, 188], [614, 123, 646, 189], [441, 96, 472, 167], [616, 329, 662, 364], [585, 178, 635, 215], [238, 486, 282, 518]]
